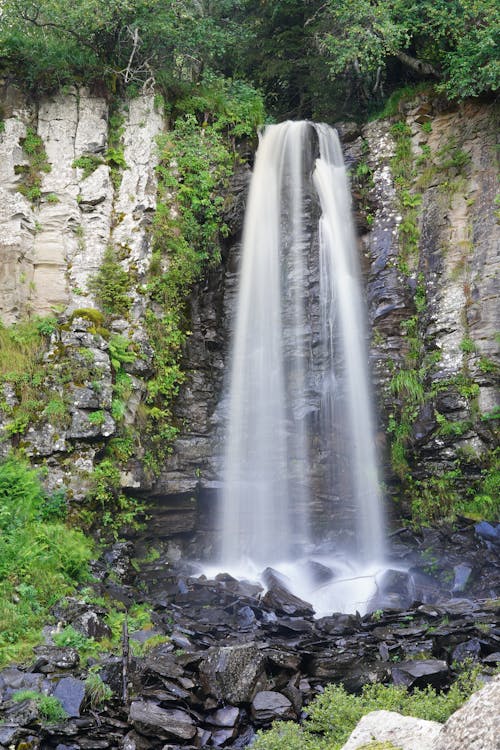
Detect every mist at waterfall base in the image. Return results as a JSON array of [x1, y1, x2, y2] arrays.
[[206, 121, 387, 616]]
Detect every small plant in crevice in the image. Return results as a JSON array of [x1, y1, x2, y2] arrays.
[[87, 246, 132, 319], [84, 671, 113, 708], [107, 108, 127, 190], [389, 120, 420, 275], [79, 458, 144, 539], [15, 127, 51, 204], [73, 154, 104, 178]]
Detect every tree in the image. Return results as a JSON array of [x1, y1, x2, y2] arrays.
[[0, 0, 244, 92], [316, 0, 499, 103]]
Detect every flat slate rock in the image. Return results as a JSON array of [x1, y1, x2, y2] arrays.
[[391, 659, 449, 688], [129, 701, 196, 740], [53, 676, 86, 717]]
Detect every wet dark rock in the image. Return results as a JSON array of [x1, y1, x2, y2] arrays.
[[275, 617, 313, 635], [451, 639, 482, 664], [52, 598, 112, 640], [74, 611, 113, 641], [143, 651, 184, 681], [235, 605, 256, 628], [31, 646, 80, 673], [53, 677, 86, 717], [316, 614, 358, 634], [199, 643, 265, 703], [96, 656, 124, 696], [261, 568, 314, 616], [475, 522, 500, 546], [251, 691, 295, 724], [391, 659, 450, 689], [440, 599, 480, 616], [122, 731, 152, 750], [372, 569, 413, 609], [103, 541, 135, 581], [264, 648, 301, 672], [482, 652, 500, 664], [221, 164, 251, 236], [129, 701, 197, 740], [281, 682, 303, 714], [304, 560, 336, 584], [333, 121, 361, 143], [212, 727, 235, 746], [170, 631, 194, 651]]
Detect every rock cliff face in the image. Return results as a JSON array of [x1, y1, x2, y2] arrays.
[[0, 86, 498, 547], [0, 85, 162, 321], [0, 84, 164, 499], [357, 97, 499, 507]]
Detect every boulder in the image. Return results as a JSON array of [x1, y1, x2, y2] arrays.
[[251, 691, 295, 724], [199, 642, 265, 703], [339, 709, 441, 750], [207, 706, 239, 728], [433, 675, 500, 750], [261, 568, 314, 616], [31, 646, 80, 673], [391, 659, 449, 689]]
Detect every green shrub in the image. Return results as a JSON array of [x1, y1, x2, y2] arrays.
[[0, 458, 93, 666], [253, 669, 486, 750], [87, 246, 132, 318], [108, 335, 136, 371], [82, 459, 144, 538], [53, 624, 95, 652]]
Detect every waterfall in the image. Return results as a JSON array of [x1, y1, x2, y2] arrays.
[[217, 121, 384, 609]]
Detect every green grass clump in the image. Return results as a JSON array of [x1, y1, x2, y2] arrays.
[[13, 690, 68, 723], [0, 458, 93, 667], [253, 670, 485, 750], [84, 671, 113, 707]]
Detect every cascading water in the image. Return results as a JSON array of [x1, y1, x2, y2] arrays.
[[216, 121, 385, 614]]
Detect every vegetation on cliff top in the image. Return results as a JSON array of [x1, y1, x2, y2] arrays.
[[0, 0, 498, 118]]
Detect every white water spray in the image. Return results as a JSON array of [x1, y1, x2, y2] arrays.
[[217, 121, 384, 613]]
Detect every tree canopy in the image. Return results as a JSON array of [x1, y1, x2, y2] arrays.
[[0, 0, 498, 118]]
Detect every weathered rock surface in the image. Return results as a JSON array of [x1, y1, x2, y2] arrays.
[[360, 98, 499, 496], [339, 709, 441, 750], [199, 642, 265, 703], [433, 675, 500, 750]]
